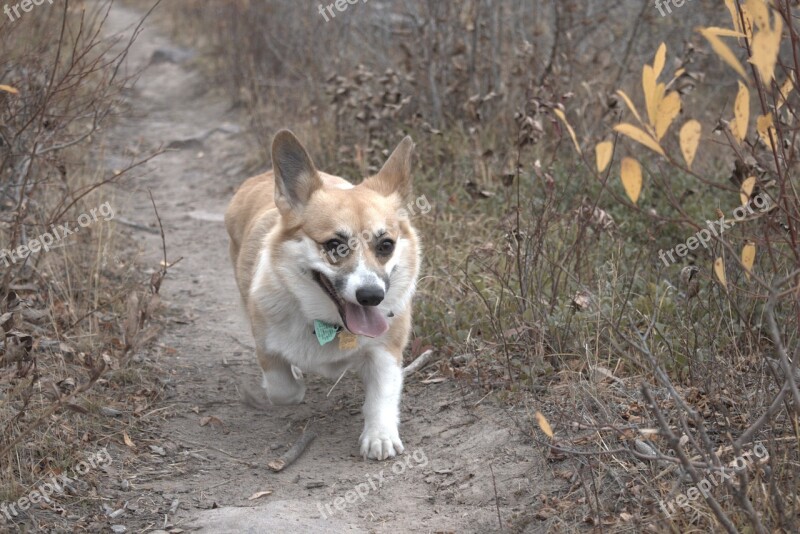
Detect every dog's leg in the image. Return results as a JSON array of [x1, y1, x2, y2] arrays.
[[358, 348, 404, 460], [257, 348, 306, 405]]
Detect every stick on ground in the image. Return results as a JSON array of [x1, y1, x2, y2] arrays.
[[403, 349, 435, 377], [268, 430, 317, 472]]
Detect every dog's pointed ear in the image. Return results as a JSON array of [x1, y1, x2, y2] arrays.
[[365, 136, 414, 199], [272, 130, 323, 216]]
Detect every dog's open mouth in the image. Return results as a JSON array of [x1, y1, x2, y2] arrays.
[[312, 271, 389, 338]]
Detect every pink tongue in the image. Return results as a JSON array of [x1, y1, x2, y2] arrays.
[[344, 302, 389, 337]]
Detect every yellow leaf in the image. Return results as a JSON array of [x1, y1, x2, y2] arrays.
[[745, 0, 769, 30], [643, 64, 658, 126], [535, 411, 554, 438], [653, 43, 667, 81], [725, 1, 754, 43], [724, 0, 741, 34], [553, 108, 582, 155], [756, 113, 776, 149], [595, 141, 613, 173], [741, 241, 756, 280], [714, 257, 727, 289], [655, 92, 681, 141], [653, 82, 667, 129], [699, 28, 748, 79], [703, 26, 747, 38], [0, 84, 18, 94], [620, 157, 643, 204], [750, 14, 782, 85], [732, 81, 750, 143], [616, 90, 644, 125], [777, 74, 794, 109], [613, 123, 665, 156], [740, 176, 756, 205], [679, 120, 702, 169], [739, 4, 755, 42]]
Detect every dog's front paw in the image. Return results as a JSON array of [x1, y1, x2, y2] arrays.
[[359, 426, 404, 460]]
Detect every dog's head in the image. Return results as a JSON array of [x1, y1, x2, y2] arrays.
[[270, 130, 420, 338]]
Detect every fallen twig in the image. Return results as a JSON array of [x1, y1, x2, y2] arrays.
[[174, 432, 257, 468], [403, 349, 435, 377], [268, 430, 317, 472], [116, 216, 159, 234]]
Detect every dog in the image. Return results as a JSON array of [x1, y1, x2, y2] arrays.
[[225, 130, 420, 460]]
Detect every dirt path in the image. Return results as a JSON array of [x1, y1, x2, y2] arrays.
[[102, 5, 556, 533]]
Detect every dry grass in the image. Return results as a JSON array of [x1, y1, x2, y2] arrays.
[[0, 3, 167, 530]]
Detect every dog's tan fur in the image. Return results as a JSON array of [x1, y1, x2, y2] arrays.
[[225, 130, 420, 460]]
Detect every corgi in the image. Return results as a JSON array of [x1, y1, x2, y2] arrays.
[[225, 130, 420, 460]]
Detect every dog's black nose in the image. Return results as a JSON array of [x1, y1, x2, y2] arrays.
[[356, 287, 385, 306]]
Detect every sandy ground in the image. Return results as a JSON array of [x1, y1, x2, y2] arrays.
[[99, 5, 559, 533]]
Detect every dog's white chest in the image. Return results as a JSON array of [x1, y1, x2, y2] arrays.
[[262, 319, 367, 379]]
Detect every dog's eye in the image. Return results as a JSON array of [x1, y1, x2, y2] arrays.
[[324, 239, 343, 252], [376, 238, 395, 256]]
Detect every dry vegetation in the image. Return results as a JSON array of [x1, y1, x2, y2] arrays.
[[147, 1, 800, 531], [0, 2, 166, 531], [2, 0, 799, 531]]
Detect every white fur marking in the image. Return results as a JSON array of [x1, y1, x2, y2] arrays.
[[342, 257, 385, 303]]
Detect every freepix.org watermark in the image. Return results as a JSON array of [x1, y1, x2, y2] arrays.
[[317, 0, 368, 23], [0, 201, 115, 268], [3, 0, 53, 23], [317, 448, 428, 518], [659, 443, 768, 517], [658, 192, 771, 266], [320, 194, 431, 264], [1, 447, 112, 520], [655, 0, 694, 17]]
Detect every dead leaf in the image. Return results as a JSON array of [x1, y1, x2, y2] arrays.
[[613, 123, 664, 156], [595, 141, 613, 173], [535, 411, 554, 438], [748, 2, 782, 84], [699, 27, 748, 79], [553, 108, 582, 155], [620, 157, 643, 204], [741, 241, 756, 280], [679, 120, 701, 169], [200, 415, 224, 427], [616, 90, 644, 125], [756, 113, 776, 149], [714, 257, 727, 289], [654, 91, 681, 141], [731, 81, 750, 143], [740, 176, 756, 205]]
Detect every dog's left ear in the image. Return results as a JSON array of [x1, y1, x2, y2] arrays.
[[365, 136, 414, 199]]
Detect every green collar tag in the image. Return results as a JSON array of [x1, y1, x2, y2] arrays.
[[314, 320, 339, 346]]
